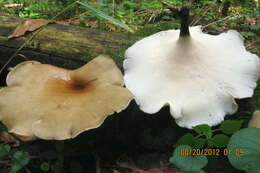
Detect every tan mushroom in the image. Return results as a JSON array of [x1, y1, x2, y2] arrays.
[[0, 55, 133, 140], [248, 110, 260, 128]]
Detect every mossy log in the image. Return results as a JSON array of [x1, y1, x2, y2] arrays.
[[0, 13, 139, 69]]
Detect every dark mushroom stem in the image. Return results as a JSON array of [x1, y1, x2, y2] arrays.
[[179, 7, 190, 37]]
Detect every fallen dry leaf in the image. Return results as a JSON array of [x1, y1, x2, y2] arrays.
[[0, 130, 36, 145], [246, 17, 256, 25], [0, 131, 16, 143], [8, 19, 49, 39]]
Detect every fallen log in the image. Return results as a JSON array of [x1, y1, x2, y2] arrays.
[[0, 13, 139, 69]]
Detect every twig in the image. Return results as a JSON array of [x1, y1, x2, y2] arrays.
[[202, 15, 233, 29], [16, 53, 29, 60]]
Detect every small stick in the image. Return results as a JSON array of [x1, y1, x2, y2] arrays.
[[16, 54, 29, 60]]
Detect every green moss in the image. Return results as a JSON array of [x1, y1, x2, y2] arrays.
[[102, 45, 129, 69], [135, 22, 180, 37], [62, 61, 82, 69], [78, 53, 99, 62], [0, 36, 8, 42]]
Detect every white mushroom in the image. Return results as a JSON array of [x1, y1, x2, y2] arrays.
[[123, 8, 260, 128], [0, 55, 133, 140]]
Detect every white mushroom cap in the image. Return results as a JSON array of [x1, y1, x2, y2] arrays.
[[124, 26, 260, 128], [0, 55, 133, 140], [248, 110, 260, 128]]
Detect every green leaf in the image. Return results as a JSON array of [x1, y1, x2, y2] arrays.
[[212, 134, 229, 148], [220, 120, 244, 135], [174, 133, 195, 147], [193, 124, 211, 134], [40, 162, 50, 172], [193, 124, 212, 139], [169, 145, 208, 173], [10, 151, 30, 172], [97, 0, 104, 7], [76, 1, 134, 33], [228, 128, 260, 173], [193, 138, 206, 148], [207, 139, 215, 148], [249, 24, 260, 31], [0, 144, 10, 158], [240, 31, 256, 38], [204, 129, 213, 139]]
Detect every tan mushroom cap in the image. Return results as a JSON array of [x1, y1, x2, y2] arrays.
[[0, 55, 133, 140], [248, 110, 260, 128]]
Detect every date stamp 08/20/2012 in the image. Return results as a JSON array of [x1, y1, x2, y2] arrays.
[[180, 148, 246, 156]]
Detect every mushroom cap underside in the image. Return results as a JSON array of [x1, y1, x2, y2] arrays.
[[124, 26, 260, 128]]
